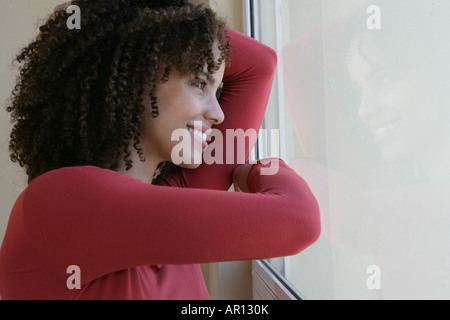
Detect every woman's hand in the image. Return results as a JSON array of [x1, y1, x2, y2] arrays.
[[48, 2, 73, 22], [232, 164, 253, 193], [51, 2, 73, 18], [37, 2, 72, 41]]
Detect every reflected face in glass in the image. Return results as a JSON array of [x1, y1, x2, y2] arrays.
[[346, 39, 444, 163]]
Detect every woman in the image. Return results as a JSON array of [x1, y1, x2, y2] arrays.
[[0, 0, 320, 299]]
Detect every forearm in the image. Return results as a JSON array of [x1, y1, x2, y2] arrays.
[[23, 160, 320, 283]]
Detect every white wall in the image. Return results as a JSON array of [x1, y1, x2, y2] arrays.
[[0, 0, 64, 254]]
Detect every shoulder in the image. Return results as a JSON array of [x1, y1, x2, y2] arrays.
[[21, 166, 145, 231], [29, 166, 121, 186], [23, 166, 130, 207]]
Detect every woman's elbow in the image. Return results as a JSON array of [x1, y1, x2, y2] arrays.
[[287, 197, 322, 255], [260, 45, 278, 78]]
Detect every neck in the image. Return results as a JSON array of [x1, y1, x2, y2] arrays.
[[116, 147, 161, 184], [408, 131, 450, 181], [417, 148, 450, 181]]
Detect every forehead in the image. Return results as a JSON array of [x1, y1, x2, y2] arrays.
[[346, 39, 384, 83], [200, 59, 225, 83]]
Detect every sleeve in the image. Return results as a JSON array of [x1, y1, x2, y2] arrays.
[[22, 161, 320, 284], [173, 28, 278, 190]]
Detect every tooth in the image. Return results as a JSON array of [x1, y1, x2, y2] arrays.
[[186, 126, 207, 141], [374, 121, 399, 137]]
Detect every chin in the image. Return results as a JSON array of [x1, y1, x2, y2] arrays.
[[178, 162, 202, 169], [170, 144, 204, 169], [378, 142, 413, 163], [170, 154, 203, 169]]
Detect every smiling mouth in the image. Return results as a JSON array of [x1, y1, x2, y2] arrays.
[[371, 120, 401, 141], [186, 126, 207, 142]]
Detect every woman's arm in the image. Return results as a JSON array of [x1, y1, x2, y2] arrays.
[[22, 160, 320, 284], [171, 28, 277, 190]]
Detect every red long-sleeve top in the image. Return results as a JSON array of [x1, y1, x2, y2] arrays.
[[0, 29, 321, 300]]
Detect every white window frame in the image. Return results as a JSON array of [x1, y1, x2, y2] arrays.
[[252, 260, 304, 300], [244, 0, 300, 300]]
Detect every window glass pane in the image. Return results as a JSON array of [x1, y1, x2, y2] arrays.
[[262, 0, 450, 299]]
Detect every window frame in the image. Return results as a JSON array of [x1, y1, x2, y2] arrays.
[[252, 260, 305, 300], [243, 0, 301, 300]]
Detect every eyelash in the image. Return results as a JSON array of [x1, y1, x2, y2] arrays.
[[197, 81, 207, 91], [375, 75, 393, 86], [193, 79, 207, 92], [192, 79, 223, 99], [216, 83, 223, 99]]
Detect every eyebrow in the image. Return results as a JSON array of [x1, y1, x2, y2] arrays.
[[199, 71, 216, 86], [366, 67, 385, 79], [355, 66, 387, 84]]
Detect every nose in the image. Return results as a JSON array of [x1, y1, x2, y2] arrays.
[[358, 90, 379, 120], [204, 96, 225, 126]]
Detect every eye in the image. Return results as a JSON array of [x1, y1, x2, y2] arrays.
[[194, 80, 207, 91], [216, 82, 224, 99], [377, 75, 392, 85], [372, 71, 394, 88]]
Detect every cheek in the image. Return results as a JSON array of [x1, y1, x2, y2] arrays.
[[386, 81, 445, 153], [159, 91, 203, 123], [378, 90, 403, 109], [392, 81, 441, 126], [375, 80, 413, 114], [144, 101, 200, 148], [374, 82, 428, 128]]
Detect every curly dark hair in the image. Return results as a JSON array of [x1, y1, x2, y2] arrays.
[[5, 0, 231, 183]]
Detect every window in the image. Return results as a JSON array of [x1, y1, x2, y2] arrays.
[[249, 0, 450, 299]]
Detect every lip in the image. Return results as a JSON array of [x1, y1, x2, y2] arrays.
[[186, 123, 211, 150], [186, 123, 212, 135], [367, 119, 402, 143]]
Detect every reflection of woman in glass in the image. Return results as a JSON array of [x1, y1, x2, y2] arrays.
[[283, 0, 450, 299], [345, 0, 450, 182], [342, 0, 450, 298]]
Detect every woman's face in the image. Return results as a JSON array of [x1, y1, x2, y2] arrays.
[[140, 46, 225, 169], [346, 38, 445, 163]]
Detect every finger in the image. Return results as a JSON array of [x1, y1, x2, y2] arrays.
[[54, 2, 73, 12], [233, 183, 242, 192], [232, 168, 242, 192], [50, 2, 72, 20]]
